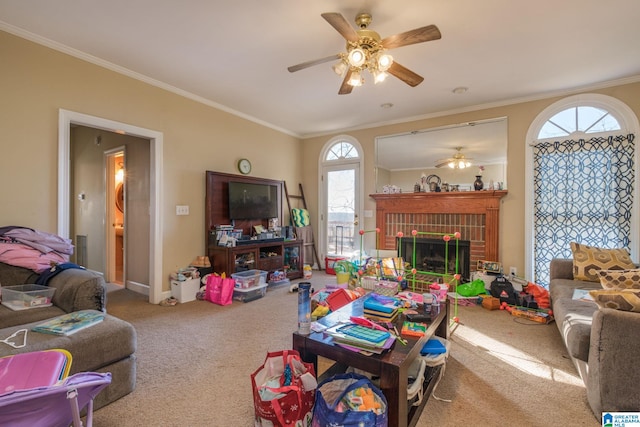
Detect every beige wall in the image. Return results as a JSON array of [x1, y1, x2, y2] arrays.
[[0, 31, 302, 292], [301, 82, 640, 276], [3, 28, 640, 290]]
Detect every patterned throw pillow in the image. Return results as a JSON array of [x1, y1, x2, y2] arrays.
[[598, 269, 640, 290], [570, 242, 635, 282], [291, 208, 310, 227], [589, 289, 640, 313]]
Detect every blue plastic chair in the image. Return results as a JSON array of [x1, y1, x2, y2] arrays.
[[0, 371, 111, 427]]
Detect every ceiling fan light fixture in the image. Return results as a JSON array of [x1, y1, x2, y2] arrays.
[[289, 12, 441, 94], [377, 53, 393, 71], [447, 159, 471, 169], [347, 48, 366, 67], [438, 147, 473, 169], [332, 60, 348, 76], [373, 70, 388, 84], [348, 70, 363, 86]]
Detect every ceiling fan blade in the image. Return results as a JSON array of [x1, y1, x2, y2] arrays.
[[435, 159, 453, 168], [387, 62, 424, 87], [288, 54, 341, 73], [381, 24, 441, 50], [338, 69, 354, 95], [321, 12, 359, 43]]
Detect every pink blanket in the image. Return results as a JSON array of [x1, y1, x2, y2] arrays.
[[0, 243, 68, 273]]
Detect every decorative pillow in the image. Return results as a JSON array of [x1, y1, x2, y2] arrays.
[[598, 269, 640, 290], [570, 242, 635, 282], [589, 289, 640, 312], [291, 208, 310, 227]]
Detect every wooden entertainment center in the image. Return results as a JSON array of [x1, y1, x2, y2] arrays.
[[205, 171, 303, 280]]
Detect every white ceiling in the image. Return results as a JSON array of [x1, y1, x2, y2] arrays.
[[1, 0, 640, 139]]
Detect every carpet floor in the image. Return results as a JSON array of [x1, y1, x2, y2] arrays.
[[93, 273, 600, 426]]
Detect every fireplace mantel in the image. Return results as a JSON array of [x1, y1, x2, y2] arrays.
[[370, 190, 508, 264]]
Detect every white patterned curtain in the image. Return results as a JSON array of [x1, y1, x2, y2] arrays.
[[533, 134, 635, 286]]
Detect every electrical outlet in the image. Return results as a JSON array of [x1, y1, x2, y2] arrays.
[[509, 266, 517, 276], [176, 205, 189, 216]]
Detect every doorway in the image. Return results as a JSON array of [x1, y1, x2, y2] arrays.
[[106, 149, 125, 285], [319, 137, 364, 260], [58, 109, 164, 305]]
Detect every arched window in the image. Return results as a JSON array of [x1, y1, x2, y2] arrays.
[[325, 140, 360, 161], [525, 94, 639, 286]]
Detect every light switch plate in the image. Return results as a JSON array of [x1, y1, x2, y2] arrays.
[[176, 205, 189, 215]]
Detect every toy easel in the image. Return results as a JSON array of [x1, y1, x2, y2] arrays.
[[398, 229, 462, 326]]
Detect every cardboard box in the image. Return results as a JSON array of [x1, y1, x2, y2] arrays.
[[481, 295, 501, 310], [171, 278, 201, 303]]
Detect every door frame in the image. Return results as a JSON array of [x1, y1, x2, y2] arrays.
[[58, 109, 164, 304], [105, 147, 125, 284], [318, 136, 364, 262]]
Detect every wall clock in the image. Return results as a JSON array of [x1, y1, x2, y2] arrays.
[[237, 158, 252, 175]]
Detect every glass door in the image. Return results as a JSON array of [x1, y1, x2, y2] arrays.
[[323, 164, 360, 257]]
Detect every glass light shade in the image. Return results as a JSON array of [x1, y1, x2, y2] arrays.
[[377, 53, 393, 71], [348, 70, 363, 86], [373, 70, 388, 84], [347, 48, 366, 67], [448, 159, 471, 169], [332, 61, 347, 76]]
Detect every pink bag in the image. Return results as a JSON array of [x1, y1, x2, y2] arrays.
[[206, 275, 235, 306]]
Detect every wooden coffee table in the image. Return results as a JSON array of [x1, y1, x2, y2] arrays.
[[293, 297, 450, 427]]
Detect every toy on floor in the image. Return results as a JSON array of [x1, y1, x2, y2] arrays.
[[342, 387, 384, 414], [500, 301, 554, 323]]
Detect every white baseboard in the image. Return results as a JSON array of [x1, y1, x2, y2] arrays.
[[126, 280, 149, 296]]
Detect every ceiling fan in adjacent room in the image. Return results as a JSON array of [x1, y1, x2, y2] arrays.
[[287, 12, 441, 94], [435, 147, 473, 169]]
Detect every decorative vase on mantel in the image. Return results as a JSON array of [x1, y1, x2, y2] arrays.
[[473, 176, 484, 191]]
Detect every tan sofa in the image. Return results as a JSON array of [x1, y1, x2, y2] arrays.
[[0, 262, 136, 409], [549, 258, 640, 418]]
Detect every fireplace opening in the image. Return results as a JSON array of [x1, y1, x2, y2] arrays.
[[398, 237, 471, 283]]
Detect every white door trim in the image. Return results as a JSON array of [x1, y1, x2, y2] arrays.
[[58, 109, 164, 304], [317, 135, 365, 261]]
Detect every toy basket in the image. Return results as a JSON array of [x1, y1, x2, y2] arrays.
[[360, 276, 379, 291], [374, 280, 399, 296]]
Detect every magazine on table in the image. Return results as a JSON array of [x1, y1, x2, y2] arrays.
[[32, 310, 105, 336]]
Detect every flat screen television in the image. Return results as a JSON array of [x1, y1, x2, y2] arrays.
[[228, 181, 279, 220]]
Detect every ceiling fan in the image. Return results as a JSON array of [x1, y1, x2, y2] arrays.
[[287, 12, 441, 94], [435, 147, 474, 169]]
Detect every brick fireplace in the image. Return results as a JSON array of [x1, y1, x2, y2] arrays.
[[370, 190, 508, 273]]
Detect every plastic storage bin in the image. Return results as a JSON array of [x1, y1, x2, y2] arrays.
[[232, 283, 267, 302], [231, 269, 267, 289], [1, 284, 56, 311], [325, 254, 347, 275]]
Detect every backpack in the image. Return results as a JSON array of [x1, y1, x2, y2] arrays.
[[490, 275, 519, 306]]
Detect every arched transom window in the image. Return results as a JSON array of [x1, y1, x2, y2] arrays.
[[538, 106, 621, 139], [325, 141, 360, 161]]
